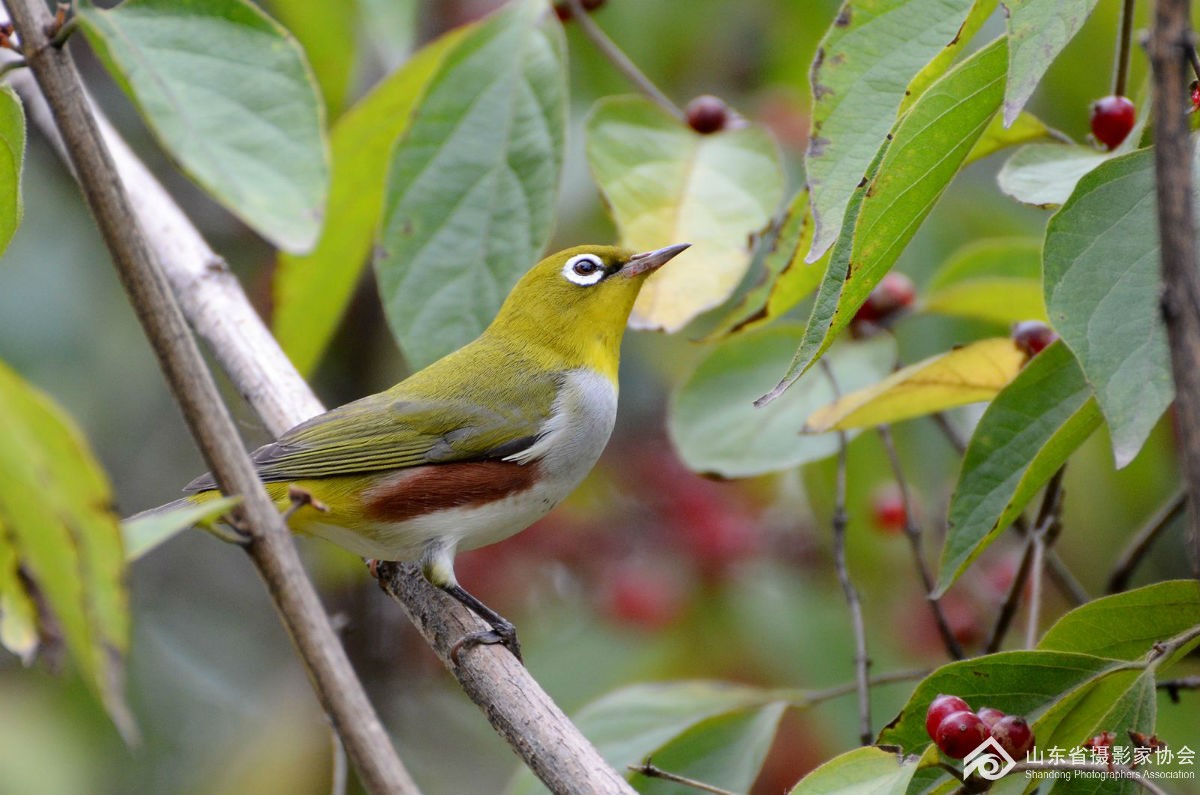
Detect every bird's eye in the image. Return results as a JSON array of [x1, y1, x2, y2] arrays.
[[562, 253, 606, 286]]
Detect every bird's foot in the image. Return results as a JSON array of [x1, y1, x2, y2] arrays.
[[450, 621, 523, 665]]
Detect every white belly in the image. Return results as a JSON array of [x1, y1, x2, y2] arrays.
[[303, 369, 618, 562]]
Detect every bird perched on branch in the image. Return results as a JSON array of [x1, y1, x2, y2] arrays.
[[184, 243, 689, 661]]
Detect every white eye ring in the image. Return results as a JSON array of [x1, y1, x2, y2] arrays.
[[562, 253, 606, 286]]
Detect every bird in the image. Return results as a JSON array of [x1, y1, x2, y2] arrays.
[[183, 243, 690, 661]]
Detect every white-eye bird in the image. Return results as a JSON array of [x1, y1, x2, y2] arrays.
[[185, 243, 689, 660]]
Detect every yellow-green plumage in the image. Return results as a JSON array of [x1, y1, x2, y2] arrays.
[[183, 244, 688, 657]]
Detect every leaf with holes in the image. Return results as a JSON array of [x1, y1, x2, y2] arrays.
[[586, 96, 783, 332], [375, 0, 566, 368], [77, 0, 329, 253], [0, 360, 132, 740]]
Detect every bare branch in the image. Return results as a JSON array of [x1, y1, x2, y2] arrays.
[[1150, 0, 1200, 577], [1024, 468, 1066, 648], [1108, 490, 1187, 593]]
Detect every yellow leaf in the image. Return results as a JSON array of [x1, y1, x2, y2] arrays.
[[805, 337, 1026, 432]]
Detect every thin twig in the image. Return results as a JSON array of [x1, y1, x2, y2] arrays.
[[1025, 468, 1066, 648], [983, 538, 1035, 654], [1158, 675, 1200, 701], [820, 361, 872, 744], [1189, 43, 1200, 82], [931, 412, 968, 456], [629, 762, 737, 795], [1150, 0, 1200, 578], [1107, 490, 1187, 592], [1013, 515, 1088, 606], [0, 2, 419, 792], [560, 0, 683, 119], [877, 425, 964, 660], [791, 668, 929, 706], [1114, 0, 1136, 96]]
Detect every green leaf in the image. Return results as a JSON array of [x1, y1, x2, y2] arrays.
[[120, 496, 241, 561], [964, 110, 1058, 165], [787, 746, 920, 795], [585, 96, 783, 332], [706, 189, 819, 339], [0, 85, 25, 259], [996, 144, 1110, 207], [629, 704, 787, 795], [0, 360, 133, 740], [507, 681, 786, 795], [922, 237, 1047, 324], [375, 0, 566, 369], [1002, 0, 1100, 125], [77, 0, 329, 254], [936, 342, 1101, 594], [877, 650, 1124, 751], [273, 24, 471, 375], [669, 328, 896, 478], [898, 0, 997, 116], [1038, 581, 1200, 661], [804, 0, 976, 262], [766, 38, 1007, 401], [1043, 142, 1200, 467], [0, 521, 37, 663], [262, 0, 356, 117]]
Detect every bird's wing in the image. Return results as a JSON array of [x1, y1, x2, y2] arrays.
[[183, 373, 560, 491]]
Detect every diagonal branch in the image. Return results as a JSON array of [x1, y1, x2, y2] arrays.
[[4, 13, 636, 795], [0, 2, 418, 793]]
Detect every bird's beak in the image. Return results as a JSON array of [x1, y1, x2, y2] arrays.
[[621, 243, 691, 278]]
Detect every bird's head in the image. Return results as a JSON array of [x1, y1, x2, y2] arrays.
[[488, 243, 689, 374]]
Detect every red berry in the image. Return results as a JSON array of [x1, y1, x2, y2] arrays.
[[935, 710, 991, 759], [976, 707, 1006, 729], [1191, 81, 1200, 113], [871, 486, 906, 534], [1012, 320, 1058, 358], [926, 694, 972, 740], [553, 0, 606, 21], [1089, 95, 1136, 150], [991, 715, 1034, 759], [685, 95, 730, 135], [853, 272, 917, 331]]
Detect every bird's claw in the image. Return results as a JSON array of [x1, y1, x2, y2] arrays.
[[450, 625, 523, 665]]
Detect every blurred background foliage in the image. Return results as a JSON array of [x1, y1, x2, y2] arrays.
[[0, 0, 1196, 793]]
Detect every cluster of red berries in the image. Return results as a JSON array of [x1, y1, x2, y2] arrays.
[[925, 694, 1034, 760]]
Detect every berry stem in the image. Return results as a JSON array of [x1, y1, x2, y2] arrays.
[[1113, 0, 1136, 97], [559, 0, 684, 120], [878, 424, 966, 660], [821, 360, 873, 746]]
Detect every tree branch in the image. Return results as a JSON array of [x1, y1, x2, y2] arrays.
[[1150, 0, 1200, 578], [5, 13, 636, 795], [1108, 489, 1187, 593], [0, 3, 419, 793]]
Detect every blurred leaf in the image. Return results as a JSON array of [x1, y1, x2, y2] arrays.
[[965, 110, 1057, 165], [804, 0, 976, 262], [507, 681, 786, 795], [936, 342, 1101, 594], [0, 85, 24, 259], [1038, 581, 1200, 661], [805, 337, 1026, 432], [121, 496, 241, 561], [0, 521, 37, 663], [0, 360, 133, 740], [789, 746, 921, 795], [669, 328, 895, 478], [585, 96, 783, 332], [273, 25, 471, 375], [877, 651, 1125, 751], [764, 38, 1007, 403], [996, 144, 1109, 207], [922, 238, 1046, 324], [707, 189, 820, 339], [1002, 0, 1100, 125], [630, 704, 787, 795], [263, 0, 356, 117], [1043, 142, 1200, 467], [77, 0, 329, 254], [376, 0, 566, 368]]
